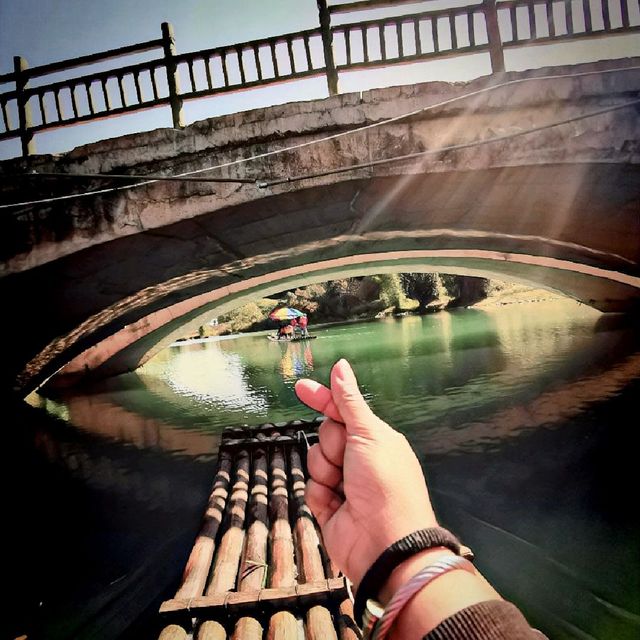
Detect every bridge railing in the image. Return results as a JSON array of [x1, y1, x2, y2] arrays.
[[1, 0, 638, 157]]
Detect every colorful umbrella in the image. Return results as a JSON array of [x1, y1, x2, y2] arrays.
[[269, 307, 304, 321]]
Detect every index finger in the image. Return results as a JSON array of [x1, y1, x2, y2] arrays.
[[294, 378, 343, 423]]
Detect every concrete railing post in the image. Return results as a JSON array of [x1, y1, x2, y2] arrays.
[[161, 22, 184, 129], [13, 56, 35, 157], [483, 0, 505, 73], [317, 0, 339, 96]]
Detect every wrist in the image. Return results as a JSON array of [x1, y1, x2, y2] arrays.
[[378, 547, 457, 605], [354, 526, 467, 626]]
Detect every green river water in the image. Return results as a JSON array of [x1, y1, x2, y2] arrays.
[[10, 299, 640, 640]]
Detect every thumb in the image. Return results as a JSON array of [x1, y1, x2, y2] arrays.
[[330, 359, 384, 439]]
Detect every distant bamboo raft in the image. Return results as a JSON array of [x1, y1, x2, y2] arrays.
[[158, 418, 359, 640]]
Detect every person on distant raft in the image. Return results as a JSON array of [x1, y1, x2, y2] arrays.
[[290, 316, 299, 338], [299, 313, 309, 337], [283, 323, 294, 340]]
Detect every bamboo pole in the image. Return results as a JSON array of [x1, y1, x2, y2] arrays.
[[206, 450, 250, 594], [269, 441, 296, 586], [158, 624, 188, 640], [176, 450, 233, 599], [159, 451, 234, 640], [231, 617, 262, 640], [233, 444, 269, 639], [268, 440, 299, 639], [238, 445, 269, 590], [198, 620, 227, 640], [289, 445, 338, 640], [326, 542, 359, 640]]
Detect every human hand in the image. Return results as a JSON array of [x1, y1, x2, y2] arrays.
[[294, 358, 439, 589]]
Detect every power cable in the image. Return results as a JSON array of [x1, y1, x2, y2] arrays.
[[14, 171, 257, 184]]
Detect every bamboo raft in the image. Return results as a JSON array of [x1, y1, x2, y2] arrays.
[[158, 418, 359, 640]]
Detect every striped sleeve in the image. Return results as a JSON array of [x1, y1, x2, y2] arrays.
[[423, 600, 547, 640]]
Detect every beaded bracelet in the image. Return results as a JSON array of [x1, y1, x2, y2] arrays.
[[354, 527, 468, 625], [371, 555, 475, 640]]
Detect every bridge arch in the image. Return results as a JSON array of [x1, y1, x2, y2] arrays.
[[43, 235, 639, 392]]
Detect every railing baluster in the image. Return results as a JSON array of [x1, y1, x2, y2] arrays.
[[602, 0, 611, 29], [269, 41, 279, 78], [38, 91, 47, 124], [510, 6, 518, 40], [396, 20, 404, 57], [450, 14, 458, 48], [564, 0, 574, 33], [85, 81, 96, 114], [117, 74, 127, 107], [362, 26, 369, 62], [237, 47, 247, 83], [583, 0, 593, 31], [431, 17, 439, 52], [414, 18, 421, 53], [13, 56, 35, 155], [187, 59, 197, 92], [101, 78, 112, 110], [379, 23, 387, 59], [221, 50, 231, 86], [133, 71, 143, 103], [620, 0, 630, 27], [204, 56, 213, 89], [286, 36, 295, 73], [344, 28, 352, 65], [546, 0, 556, 37], [252, 45, 262, 80], [54, 88, 63, 120], [149, 68, 159, 100], [70, 84, 79, 118], [303, 33, 313, 70], [0, 98, 12, 131], [528, 1, 537, 39], [468, 11, 476, 46]]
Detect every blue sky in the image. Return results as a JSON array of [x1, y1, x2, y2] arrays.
[[0, 0, 320, 71], [0, 0, 638, 159]]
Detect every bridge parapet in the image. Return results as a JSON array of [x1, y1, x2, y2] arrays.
[[1, 0, 638, 158]]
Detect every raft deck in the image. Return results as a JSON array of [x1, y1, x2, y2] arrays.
[[159, 418, 359, 640]]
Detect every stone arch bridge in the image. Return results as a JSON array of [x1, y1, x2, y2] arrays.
[[1, 58, 639, 395]]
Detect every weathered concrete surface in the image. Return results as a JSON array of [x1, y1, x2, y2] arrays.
[[1, 58, 639, 394]]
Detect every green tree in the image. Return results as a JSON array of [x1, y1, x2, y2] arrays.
[[400, 273, 441, 314]]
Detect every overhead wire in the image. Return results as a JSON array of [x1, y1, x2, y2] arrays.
[[11, 171, 257, 184], [1, 63, 638, 210]]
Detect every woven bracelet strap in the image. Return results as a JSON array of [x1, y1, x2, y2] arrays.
[[372, 556, 475, 640], [354, 527, 465, 626]]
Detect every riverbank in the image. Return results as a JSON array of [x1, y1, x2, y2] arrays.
[[472, 283, 564, 308], [173, 283, 567, 345]]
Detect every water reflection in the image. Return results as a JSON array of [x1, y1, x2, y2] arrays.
[[15, 299, 640, 639], [277, 340, 315, 382]]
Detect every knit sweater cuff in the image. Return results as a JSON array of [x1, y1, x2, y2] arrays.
[[423, 600, 544, 640]]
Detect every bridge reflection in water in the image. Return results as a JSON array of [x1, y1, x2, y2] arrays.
[[8, 300, 638, 639]]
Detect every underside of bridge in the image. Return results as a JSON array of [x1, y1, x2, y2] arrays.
[[1, 60, 638, 396], [3, 161, 638, 396]]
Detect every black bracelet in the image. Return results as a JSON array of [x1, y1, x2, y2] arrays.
[[353, 527, 468, 626]]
